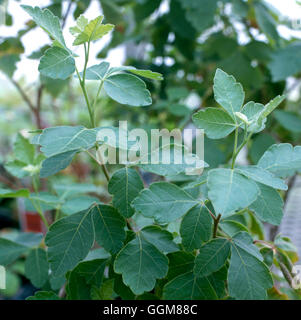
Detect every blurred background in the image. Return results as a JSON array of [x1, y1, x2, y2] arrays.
[[1, 0, 301, 299]]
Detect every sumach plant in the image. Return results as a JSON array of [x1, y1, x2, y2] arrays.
[[1, 5, 301, 300]]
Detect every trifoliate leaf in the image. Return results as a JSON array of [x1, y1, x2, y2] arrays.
[[71, 16, 114, 45]]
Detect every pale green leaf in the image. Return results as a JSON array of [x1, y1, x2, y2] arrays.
[[40, 150, 78, 178], [131, 182, 199, 224], [274, 110, 301, 133], [72, 16, 114, 45], [192, 107, 237, 139], [0, 188, 29, 198], [207, 168, 259, 217], [249, 183, 284, 226], [103, 74, 152, 106], [21, 5, 66, 48], [39, 126, 97, 157], [79, 62, 110, 80], [213, 68, 245, 118], [39, 46, 75, 80], [235, 166, 287, 190], [258, 143, 301, 178]]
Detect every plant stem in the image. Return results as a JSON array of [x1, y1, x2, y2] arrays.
[[32, 175, 49, 229], [213, 214, 221, 238], [86, 150, 110, 182], [231, 128, 238, 169]]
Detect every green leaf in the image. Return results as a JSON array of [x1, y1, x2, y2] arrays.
[[274, 110, 301, 133], [39, 126, 97, 157], [21, 5, 66, 48], [163, 270, 226, 300], [39, 46, 75, 80], [40, 150, 78, 178], [61, 196, 100, 215], [249, 133, 276, 164], [167, 251, 195, 280], [25, 248, 49, 288], [137, 144, 207, 177], [192, 108, 237, 139], [0, 54, 20, 78], [26, 291, 60, 300], [140, 226, 178, 254], [108, 66, 163, 80], [14, 133, 35, 164], [268, 43, 301, 81], [258, 143, 301, 178], [240, 101, 265, 133], [228, 232, 273, 300], [254, 2, 279, 42], [249, 183, 284, 226], [0, 238, 28, 265], [213, 69, 245, 118], [80, 62, 110, 80], [92, 205, 126, 254], [72, 16, 114, 45], [179, 0, 218, 33], [114, 235, 169, 295], [66, 259, 108, 300], [207, 168, 260, 217], [103, 74, 152, 106], [131, 182, 199, 224], [180, 205, 213, 251], [2, 232, 43, 248], [108, 167, 144, 218], [235, 166, 287, 190], [194, 238, 230, 277], [257, 95, 285, 124], [219, 220, 249, 237], [45, 207, 95, 276], [0, 188, 29, 198], [91, 279, 115, 300]]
